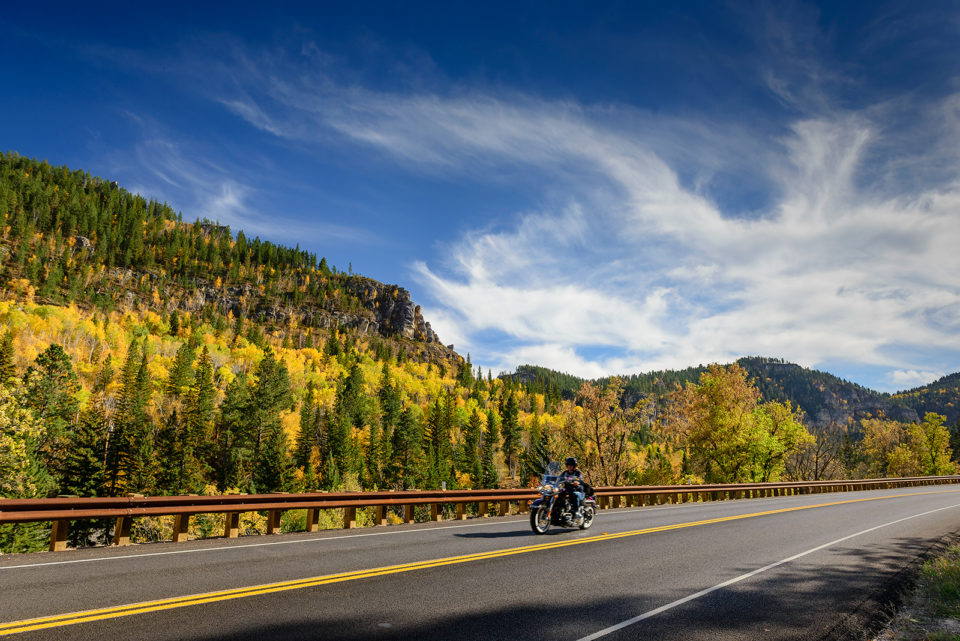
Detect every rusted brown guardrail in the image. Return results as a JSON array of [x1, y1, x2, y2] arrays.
[[2, 476, 957, 552]]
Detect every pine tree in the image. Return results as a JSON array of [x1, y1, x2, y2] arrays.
[[61, 405, 108, 498], [24, 344, 81, 485], [248, 348, 293, 491], [501, 391, 521, 477], [465, 409, 483, 486], [165, 341, 196, 398], [213, 373, 252, 491], [0, 331, 16, 386], [293, 383, 319, 469], [177, 346, 215, 492], [390, 404, 423, 488], [482, 408, 501, 488], [255, 421, 292, 493], [108, 340, 155, 495]]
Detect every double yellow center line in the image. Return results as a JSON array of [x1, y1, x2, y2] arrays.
[[2, 489, 955, 636]]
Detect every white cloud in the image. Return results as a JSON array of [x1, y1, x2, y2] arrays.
[[890, 370, 945, 390], [184, 34, 960, 392]]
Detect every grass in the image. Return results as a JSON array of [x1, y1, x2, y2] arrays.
[[875, 545, 960, 641]]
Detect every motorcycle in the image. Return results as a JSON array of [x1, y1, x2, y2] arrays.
[[529, 461, 597, 534]]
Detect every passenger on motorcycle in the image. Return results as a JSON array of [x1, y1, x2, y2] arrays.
[[558, 457, 585, 517]]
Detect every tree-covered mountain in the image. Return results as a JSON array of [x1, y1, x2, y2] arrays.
[[892, 373, 960, 426], [0, 152, 447, 359], [1, 153, 955, 553], [504, 356, 942, 429]]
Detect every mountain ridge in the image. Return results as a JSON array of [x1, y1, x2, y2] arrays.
[[501, 357, 955, 428]]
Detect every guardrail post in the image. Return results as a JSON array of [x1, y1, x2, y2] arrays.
[[114, 516, 132, 546], [267, 510, 282, 535], [173, 514, 190, 543], [224, 512, 240, 538], [113, 493, 143, 546], [430, 503, 441, 522], [305, 509, 320, 532], [403, 504, 415, 523], [49, 519, 69, 552], [343, 506, 357, 529], [455, 503, 466, 520], [499, 500, 509, 516], [478, 500, 488, 517], [375, 505, 388, 526]]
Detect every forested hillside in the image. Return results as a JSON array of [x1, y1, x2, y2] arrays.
[[506, 357, 936, 429], [1, 154, 956, 552], [0, 152, 444, 352], [893, 373, 960, 426]]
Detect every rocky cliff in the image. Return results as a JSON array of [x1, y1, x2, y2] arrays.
[[105, 267, 451, 355]]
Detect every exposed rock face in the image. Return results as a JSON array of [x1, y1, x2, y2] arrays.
[[342, 280, 440, 343], [808, 384, 918, 427], [103, 268, 443, 347]]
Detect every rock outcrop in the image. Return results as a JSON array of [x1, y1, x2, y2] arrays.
[[102, 268, 444, 348]]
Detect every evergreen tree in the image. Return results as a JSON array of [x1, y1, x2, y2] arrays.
[[248, 348, 293, 491], [390, 404, 423, 488], [0, 331, 15, 386], [255, 421, 293, 493], [108, 341, 155, 495], [329, 362, 366, 476], [482, 408, 501, 488], [501, 391, 521, 477], [213, 373, 252, 491], [61, 405, 108, 498], [24, 344, 81, 485], [165, 341, 196, 398], [293, 383, 319, 469], [464, 408, 483, 485]]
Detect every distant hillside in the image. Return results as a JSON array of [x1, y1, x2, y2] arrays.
[[0, 152, 451, 362], [503, 357, 935, 428], [892, 372, 960, 426], [736, 357, 918, 428]]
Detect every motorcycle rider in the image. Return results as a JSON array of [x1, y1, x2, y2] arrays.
[[558, 457, 585, 519]]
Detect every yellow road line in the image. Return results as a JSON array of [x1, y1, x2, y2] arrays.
[[2, 489, 957, 636]]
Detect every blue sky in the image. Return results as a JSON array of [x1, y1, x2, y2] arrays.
[[3, 1, 959, 392]]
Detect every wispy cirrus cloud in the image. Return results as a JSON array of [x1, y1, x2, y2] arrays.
[[166, 18, 960, 392], [110, 115, 380, 247]]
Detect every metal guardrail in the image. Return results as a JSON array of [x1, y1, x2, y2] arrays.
[[2, 476, 957, 552]]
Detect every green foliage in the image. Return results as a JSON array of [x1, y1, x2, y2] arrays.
[[665, 364, 814, 483], [24, 343, 80, 483]]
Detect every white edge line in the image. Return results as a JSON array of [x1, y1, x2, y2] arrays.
[[575, 502, 960, 641]]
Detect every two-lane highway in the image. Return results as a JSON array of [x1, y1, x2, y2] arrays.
[[3, 485, 960, 640]]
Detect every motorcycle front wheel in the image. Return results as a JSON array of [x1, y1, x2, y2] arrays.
[[579, 505, 595, 530], [530, 506, 551, 534]]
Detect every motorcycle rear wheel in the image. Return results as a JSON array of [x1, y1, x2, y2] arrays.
[[579, 505, 595, 530], [530, 506, 550, 534]]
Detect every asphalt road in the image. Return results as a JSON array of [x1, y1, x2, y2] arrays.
[[3, 485, 960, 640]]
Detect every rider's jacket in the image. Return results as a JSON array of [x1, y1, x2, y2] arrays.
[[558, 469, 583, 486]]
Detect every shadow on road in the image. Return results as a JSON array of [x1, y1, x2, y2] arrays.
[[47, 533, 958, 641]]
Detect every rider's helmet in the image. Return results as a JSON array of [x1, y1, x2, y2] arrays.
[[565, 457, 577, 467]]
